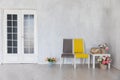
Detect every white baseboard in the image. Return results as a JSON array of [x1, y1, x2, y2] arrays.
[[111, 65, 120, 70]]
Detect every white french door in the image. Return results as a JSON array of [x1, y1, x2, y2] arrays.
[[3, 10, 38, 63]]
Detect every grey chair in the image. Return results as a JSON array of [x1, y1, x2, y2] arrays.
[[60, 39, 74, 68]]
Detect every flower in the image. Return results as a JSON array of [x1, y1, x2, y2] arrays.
[[45, 57, 56, 63], [97, 56, 112, 65], [105, 47, 109, 51], [98, 43, 109, 50]]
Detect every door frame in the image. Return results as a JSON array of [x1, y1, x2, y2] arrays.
[[2, 9, 39, 63]]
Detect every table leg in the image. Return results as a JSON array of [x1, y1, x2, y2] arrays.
[[92, 56, 95, 69], [108, 55, 111, 69], [108, 63, 110, 69], [88, 55, 90, 68]]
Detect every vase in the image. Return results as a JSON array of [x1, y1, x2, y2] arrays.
[[100, 64, 107, 70], [48, 62, 54, 67]]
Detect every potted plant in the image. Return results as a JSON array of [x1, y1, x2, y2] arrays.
[[97, 56, 112, 69], [45, 57, 56, 66]]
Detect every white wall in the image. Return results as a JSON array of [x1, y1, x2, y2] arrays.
[[104, 0, 120, 70], [0, 0, 110, 64]]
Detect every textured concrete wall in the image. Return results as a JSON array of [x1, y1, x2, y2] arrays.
[[0, 0, 110, 64], [105, 0, 120, 70]]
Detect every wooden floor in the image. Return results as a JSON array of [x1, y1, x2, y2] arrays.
[[0, 64, 119, 80]]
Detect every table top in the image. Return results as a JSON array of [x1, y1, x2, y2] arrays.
[[90, 53, 111, 56]]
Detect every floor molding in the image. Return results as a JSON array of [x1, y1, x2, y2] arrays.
[[111, 65, 120, 71]]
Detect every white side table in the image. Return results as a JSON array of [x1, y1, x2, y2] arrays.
[[90, 53, 111, 69]]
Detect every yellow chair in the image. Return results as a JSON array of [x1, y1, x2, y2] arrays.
[[74, 38, 90, 69]]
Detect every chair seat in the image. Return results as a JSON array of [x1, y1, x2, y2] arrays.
[[75, 53, 88, 58], [61, 53, 74, 58]]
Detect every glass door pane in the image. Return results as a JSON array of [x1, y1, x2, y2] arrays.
[[7, 14, 18, 54], [24, 15, 34, 54]]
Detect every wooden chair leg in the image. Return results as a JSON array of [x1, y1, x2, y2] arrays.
[[72, 58, 74, 65], [83, 59, 85, 64], [60, 57, 62, 68], [74, 58, 76, 69], [63, 58, 64, 64]]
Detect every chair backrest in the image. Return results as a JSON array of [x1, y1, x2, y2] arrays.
[[63, 39, 73, 53], [74, 38, 84, 53]]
